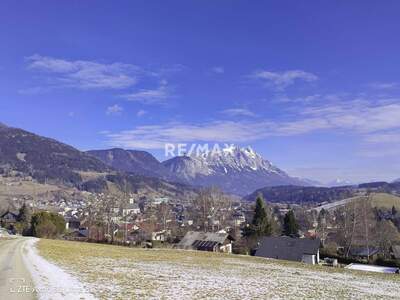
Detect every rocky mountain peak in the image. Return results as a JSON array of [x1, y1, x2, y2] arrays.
[[162, 145, 307, 195]]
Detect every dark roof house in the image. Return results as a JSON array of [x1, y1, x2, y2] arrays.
[[0, 211, 18, 225], [349, 247, 380, 260], [255, 236, 321, 265], [65, 216, 81, 230], [177, 231, 234, 253]]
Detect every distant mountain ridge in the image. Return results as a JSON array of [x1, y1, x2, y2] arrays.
[[0, 124, 197, 200], [87, 148, 178, 182], [2, 123, 398, 203], [0, 124, 110, 186], [245, 181, 400, 204], [88, 145, 312, 195], [245, 185, 356, 204]]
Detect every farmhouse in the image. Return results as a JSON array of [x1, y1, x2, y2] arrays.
[[177, 231, 234, 253], [255, 236, 321, 265], [0, 210, 18, 227]]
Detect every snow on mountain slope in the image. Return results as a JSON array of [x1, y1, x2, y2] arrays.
[[327, 178, 354, 187], [163, 146, 309, 195]]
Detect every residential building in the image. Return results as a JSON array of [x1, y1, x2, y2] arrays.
[[122, 203, 141, 216], [65, 216, 81, 230], [349, 247, 380, 262], [255, 236, 321, 265], [176, 231, 234, 253], [151, 230, 169, 242], [0, 210, 18, 227]]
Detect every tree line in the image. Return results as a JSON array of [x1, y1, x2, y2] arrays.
[[3, 203, 65, 238]]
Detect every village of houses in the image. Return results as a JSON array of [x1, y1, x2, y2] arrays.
[[1, 177, 400, 277]]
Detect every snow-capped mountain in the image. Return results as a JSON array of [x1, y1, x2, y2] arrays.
[[162, 146, 310, 195], [326, 178, 354, 187]]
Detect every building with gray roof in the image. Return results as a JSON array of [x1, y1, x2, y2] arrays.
[[176, 231, 234, 253], [255, 236, 320, 265]]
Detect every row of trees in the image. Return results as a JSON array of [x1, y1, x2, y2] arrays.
[[237, 196, 299, 253], [333, 195, 399, 260], [10, 203, 65, 238]]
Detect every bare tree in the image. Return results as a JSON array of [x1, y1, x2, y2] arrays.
[[316, 209, 328, 246], [157, 202, 172, 231], [362, 194, 371, 260], [335, 202, 357, 257], [192, 188, 230, 232]]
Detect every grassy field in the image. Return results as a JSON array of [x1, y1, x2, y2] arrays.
[[369, 193, 400, 209], [37, 239, 400, 300], [316, 192, 400, 213]]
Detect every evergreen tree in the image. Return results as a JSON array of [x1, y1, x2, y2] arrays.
[[17, 203, 31, 235], [392, 205, 397, 216], [18, 203, 30, 223], [244, 195, 271, 237], [31, 211, 65, 238], [283, 210, 299, 237]]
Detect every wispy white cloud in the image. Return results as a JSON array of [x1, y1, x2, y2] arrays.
[[212, 67, 224, 74], [369, 82, 398, 90], [221, 108, 256, 117], [136, 109, 147, 117], [301, 102, 400, 133], [120, 80, 170, 104], [359, 130, 400, 157], [103, 99, 400, 150], [274, 94, 321, 103], [363, 131, 400, 144], [26, 54, 139, 89], [251, 69, 318, 90], [103, 121, 272, 149], [106, 104, 123, 116], [18, 86, 53, 95]]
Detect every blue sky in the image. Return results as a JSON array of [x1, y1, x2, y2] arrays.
[[1, 1, 400, 183]]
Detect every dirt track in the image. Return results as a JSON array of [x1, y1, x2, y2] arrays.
[[0, 237, 36, 300]]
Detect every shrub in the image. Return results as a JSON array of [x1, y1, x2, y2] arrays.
[[31, 211, 65, 238]]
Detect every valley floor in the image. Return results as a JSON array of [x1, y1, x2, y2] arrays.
[[36, 239, 400, 300]]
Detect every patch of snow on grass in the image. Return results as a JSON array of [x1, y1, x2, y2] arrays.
[[37, 240, 400, 300], [23, 238, 96, 300]]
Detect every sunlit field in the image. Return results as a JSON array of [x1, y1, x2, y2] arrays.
[[38, 239, 400, 300]]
